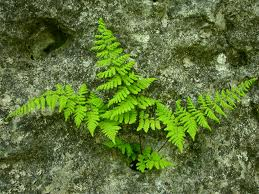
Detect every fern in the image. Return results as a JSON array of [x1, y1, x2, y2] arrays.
[[7, 18, 257, 173], [136, 146, 172, 173], [85, 93, 103, 136], [137, 110, 161, 133], [92, 18, 157, 130], [156, 78, 257, 152], [104, 138, 140, 161], [156, 102, 185, 152], [99, 120, 121, 143]]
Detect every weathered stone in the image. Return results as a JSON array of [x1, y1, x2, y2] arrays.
[[0, 0, 258, 193]]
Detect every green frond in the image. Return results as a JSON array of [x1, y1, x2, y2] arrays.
[[155, 102, 185, 151], [110, 48, 124, 59], [64, 85, 75, 96], [96, 59, 112, 67], [64, 100, 76, 121], [204, 94, 226, 118], [46, 94, 59, 111], [104, 96, 138, 120], [137, 96, 156, 109], [58, 96, 68, 112], [97, 76, 122, 90], [104, 138, 139, 161], [78, 84, 88, 96], [237, 78, 257, 93], [215, 91, 234, 110], [220, 90, 236, 107], [136, 147, 172, 172], [136, 78, 156, 90], [108, 87, 130, 106], [87, 92, 104, 108], [126, 77, 156, 94], [112, 109, 138, 124], [96, 50, 109, 58], [55, 84, 65, 95], [91, 44, 106, 52], [99, 120, 121, 143], [156, 102, 174, 125], [166, 125, 185, 152], [122, 72, 139, 86], [137, 111, 160, 132], [225, 89, 240, 102], [175, 100, 197, 140], [187, 97, 211, 130], [107, 42, 121, 51], [97, 67, 116, 78], [86, 106, 100, 136], [74, 105, 87, 128], [112, 54, 130, 66], [137, 111, 145, 131], [198, 95, 220, 123], [115, 61, 135, 75], [40, 96, 46, 111]]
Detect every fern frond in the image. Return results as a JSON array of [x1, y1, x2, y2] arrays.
[[107, 42, 121, 51], [108, 87, 130, 107], [97, 76, 122, 90], [204, 94, 226, 118], [156, 102, 174, 125], [74, 105, 87, 128], [155, 102, 185, 152], [198, 95, 220, 122], [215, 91, 234, 110], [137, 111, 161, 132], [87, 92, 104, 108], [187, 97, 211, 130], [97, 67, 116, 78], [112, 54, 130, 66], [137, 96, 156, 109], [64, 100, 76, 121], [126, 77, 156, 94], [115, 61, 135, 75], [86, 106, 100, 136], [99, 120, 121, 143], [96, 59, 112, 67], [166, 125, 185, 153], [175, 100, 198, 140], [46, 94, 59, 111], [104, 138, 140, 161], [122, 72, 139, 86], [136, 147, 171, 172], [58, 96, 68, 112], [237, 78, 257, 94], [136, 78, 157, 90], [111, 109, 138, 124], [104, 96, 138, 119]]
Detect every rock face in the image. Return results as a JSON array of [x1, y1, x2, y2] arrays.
[[0, 0, 258, 193]]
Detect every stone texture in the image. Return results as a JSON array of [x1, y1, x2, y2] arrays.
[[0, 0, 258, 193]]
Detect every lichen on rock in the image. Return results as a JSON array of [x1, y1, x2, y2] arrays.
[[0, 0, 258, 193]]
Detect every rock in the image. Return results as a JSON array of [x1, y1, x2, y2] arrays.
[[0, 0, 258, 193]]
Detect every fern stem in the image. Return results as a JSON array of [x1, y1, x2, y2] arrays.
[[157, 139, 169, 153], [138, 133, 143, 154]]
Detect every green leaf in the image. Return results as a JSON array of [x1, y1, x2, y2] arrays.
[[143, 119, 150, 133], [74, 105, 87, 128], [99, 120, 121, 143]]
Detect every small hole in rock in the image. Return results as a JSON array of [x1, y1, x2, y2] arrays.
[[130, 160, 138, 171]]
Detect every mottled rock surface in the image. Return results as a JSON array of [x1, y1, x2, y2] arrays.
[[0, 0, 259, 193]]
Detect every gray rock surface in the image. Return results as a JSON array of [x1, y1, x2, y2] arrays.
[[0, 0, 258, 193]]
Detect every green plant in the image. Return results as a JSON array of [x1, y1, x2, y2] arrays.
[[7, 18, 257, 173]]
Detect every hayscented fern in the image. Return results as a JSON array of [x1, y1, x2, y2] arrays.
[[7, 18, 257, 173]]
